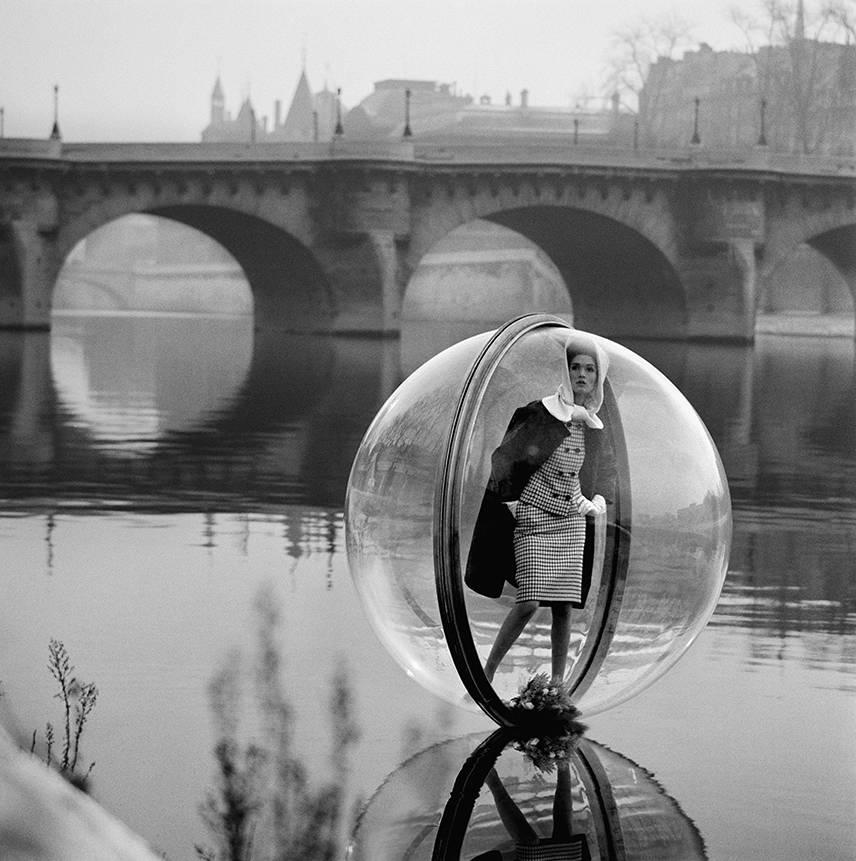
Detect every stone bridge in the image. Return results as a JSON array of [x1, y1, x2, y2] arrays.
[[1, 138, 854, 340]]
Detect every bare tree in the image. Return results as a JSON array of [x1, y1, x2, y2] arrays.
[[730, 0, 855, 153], [825, 0, 856, 40], [605, 12, 697, 106], [603, 12, 697, 146]]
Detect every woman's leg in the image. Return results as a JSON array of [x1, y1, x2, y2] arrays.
[[485, 768, 538, 844], [550, 603, 572, 685], [551, 760, 573, 840], [484, 600, 539, 683]]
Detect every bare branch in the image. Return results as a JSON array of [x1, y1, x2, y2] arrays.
[[604, 11, 697, 105]]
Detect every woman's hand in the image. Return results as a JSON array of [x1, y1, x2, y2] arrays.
[[579, 495, 606, 517]]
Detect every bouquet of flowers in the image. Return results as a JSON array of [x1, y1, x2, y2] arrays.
[[512, 730, 582, 773], [506, 673, 588, 731], [505, 675, 588, 772]]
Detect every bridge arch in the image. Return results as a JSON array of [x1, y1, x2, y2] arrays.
[[401, 219, 572, 324], [487, 205, 686, 338], [809, 224, 856, 292], [150, 205, 333, 329], [55, 203, 334, 331], [761, 204, 856, 328], [405, 200, 687, 339]]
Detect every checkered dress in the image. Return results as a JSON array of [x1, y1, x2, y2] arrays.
[[515, 837, 588, 860], [514, 423, 587, 604]]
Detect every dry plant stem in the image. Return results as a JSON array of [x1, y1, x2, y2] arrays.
[[47, 639, 73, 771]]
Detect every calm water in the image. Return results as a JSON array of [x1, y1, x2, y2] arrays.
[[1, 313, 854, 860]]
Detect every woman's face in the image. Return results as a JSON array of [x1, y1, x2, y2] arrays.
[[569, 353, 597, 402]]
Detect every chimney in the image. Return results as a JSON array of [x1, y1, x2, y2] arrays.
[[274, 99, 282, 128], [520, 88, 529, 109]]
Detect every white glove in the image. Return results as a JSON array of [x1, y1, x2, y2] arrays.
[[592, 494, 607, 515], [577, 496, 596, 517]]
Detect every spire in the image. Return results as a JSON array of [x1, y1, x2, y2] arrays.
[[235, 97, 258, 142], [282, 68, 315, 141], [211, 75, 225, 124]]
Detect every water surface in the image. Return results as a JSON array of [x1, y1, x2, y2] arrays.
[[0, 314, 853, 860]]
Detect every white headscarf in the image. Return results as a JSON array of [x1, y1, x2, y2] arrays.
[[542, 331, 609, 429]]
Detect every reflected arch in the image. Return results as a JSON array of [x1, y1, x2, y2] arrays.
[[485, 205, 687, 339], [42, 324, 388, 510]]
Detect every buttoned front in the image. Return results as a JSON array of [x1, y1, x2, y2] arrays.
[[519, 423, 586, 516], [514, 422, 591, 604]]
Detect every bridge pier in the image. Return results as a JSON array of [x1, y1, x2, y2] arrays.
[[675, 186, 766, 342], [1, 220, 61, 329], [678, 238, 757, 341], [369, 229, 403, 333], [317, 229, 406, 335]]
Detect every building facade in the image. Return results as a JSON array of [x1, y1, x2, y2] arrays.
[[201, 72, 635, 146], [639, 39, 856, 155]]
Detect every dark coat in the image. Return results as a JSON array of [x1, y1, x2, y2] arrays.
[[465, 400, 617, 599]]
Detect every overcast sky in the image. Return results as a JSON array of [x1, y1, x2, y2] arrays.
[[2, 0, 749, 142]]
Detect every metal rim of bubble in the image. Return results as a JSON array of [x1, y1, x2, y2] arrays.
[[433, 312, 633, 726]]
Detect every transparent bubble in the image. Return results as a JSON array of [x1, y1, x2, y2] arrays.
[[347, 730, 707, 860], [345, 315, 731, 721]]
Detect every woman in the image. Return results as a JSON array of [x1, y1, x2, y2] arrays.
[[478, 332, 616, 687], [480, 760, 589, 861]]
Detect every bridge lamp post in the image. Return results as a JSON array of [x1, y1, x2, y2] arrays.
[[334, 88, 344, 137], [403, 88, 413, 138], [0, 107, 4, 138], [573, 117, 579, 145], [690, 96, 701, 145], [633, 118, 638, 151], [50, 84, 61, 141], [757, 97, 768, 146]]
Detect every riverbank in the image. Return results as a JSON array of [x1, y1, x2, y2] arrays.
[[756, 312, 854, 338]]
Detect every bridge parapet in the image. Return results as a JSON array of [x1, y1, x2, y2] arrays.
[[0, 137, 63, 160], [1, 138, 854, 178]]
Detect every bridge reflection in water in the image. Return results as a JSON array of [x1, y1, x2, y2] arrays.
[[1, 314, 400, 512]]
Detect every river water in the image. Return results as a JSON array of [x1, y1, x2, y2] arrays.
[[0, 311, 854, 860]]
